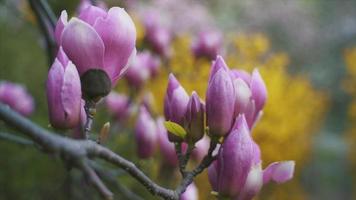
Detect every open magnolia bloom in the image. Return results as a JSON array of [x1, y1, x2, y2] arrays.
[[55, 5, 136, 86], [208, 115, 295, 200]]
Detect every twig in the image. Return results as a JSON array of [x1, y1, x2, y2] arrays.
[[27, 0, 57, 63], [92, 162, 144, 200], [0, 131, 34, 146], [38, 0, 57, 28], [84, 100, 96, 140], [78, 159, 114, 200], [176, 140, 217, 195], [0, 102, 216, 199], [174, 142, 185, 177], [0, 103, 175, 199]]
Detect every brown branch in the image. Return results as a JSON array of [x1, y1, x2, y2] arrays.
[[0, 102, 216, 199], [78, 159, 114, 200]]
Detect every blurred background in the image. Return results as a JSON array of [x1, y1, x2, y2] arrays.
[[0, 0, 355, 199]]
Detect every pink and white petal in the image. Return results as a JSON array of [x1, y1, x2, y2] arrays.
[[263, 161, 295, 184], [111, 48, 137, 84], [238, 163, 263, 200], [54, 10, 68, 45], [93, 7, 136, 81], [61, 18, 105, 75], [61, 61, 82, 127], [46, 59, 65, 126], [78, 5, 107, 26], [56, 46, 69, 66], [250, 69, 267, 112]]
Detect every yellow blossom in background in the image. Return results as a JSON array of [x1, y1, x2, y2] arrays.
[[343, 47, 356, 197]]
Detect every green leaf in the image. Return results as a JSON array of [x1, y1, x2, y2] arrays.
[[164, 121, 187, 139]]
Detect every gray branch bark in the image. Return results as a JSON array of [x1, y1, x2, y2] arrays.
[[0, 103, 216, 199]]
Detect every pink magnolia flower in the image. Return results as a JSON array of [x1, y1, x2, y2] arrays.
[[208, 115, 295, 200], [46, 47, 82, 129], [55, 5, 136, 85], [0, 81, 34, 116]]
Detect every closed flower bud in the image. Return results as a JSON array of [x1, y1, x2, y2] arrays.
[[164, 73, 190, 142], [216, 115, 255, 197], [184, 91, 205, 144], [208, 115, 294, 200], [56, 5, 136, 98], [105, 92, 130, 121], [46, 47, 82, 129], [135, 106, 157, 159], [192, 30, 222, 60], [0, 81, 34, 116], [180, 183, 199, 200], [206, 56, 235, 138]]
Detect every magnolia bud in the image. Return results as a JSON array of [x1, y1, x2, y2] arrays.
[[206, 56, 235, 138], [46, 47, 81, 129], [164, 73, 189, 142], [184, 91, 205, 144]]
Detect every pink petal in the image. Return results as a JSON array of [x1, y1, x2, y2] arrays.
[[263, 161, 295, 184], [78, 5, 107, 26], [61, 18, 105, 75], [47, 59, 65, 126], [56, 46, 69, 66], [250, 69, 267, 112], [238, 163, 263, 200], [234, 78, 252, 116], [208, 160, 219, 191], [54, 10, 68, 45], [93, 7, 136, 81], [61, 61, 82, 127]]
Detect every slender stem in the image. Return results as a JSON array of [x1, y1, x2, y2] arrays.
[[78, 159, 113, 200], [28, 0, 57, 64], [38, 0, 57, 28], [84, 100, 96, 140], [174, 142, 186, 177], [0, 102, 216, 200], [182, 145, 194, 170], [0, 131, 34, 146]]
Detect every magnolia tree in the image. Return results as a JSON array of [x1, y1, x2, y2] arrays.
[[0, 1, 295, 200]]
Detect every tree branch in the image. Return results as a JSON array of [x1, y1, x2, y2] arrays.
[[28, 0, 57, 64], [0, 131, 34, 146], [78, 159, 114, 200], [0, 102, 216, 199], [0, 103, 176, 199]]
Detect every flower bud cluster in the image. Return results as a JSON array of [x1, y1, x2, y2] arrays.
[[46, 4, 136, 129]]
